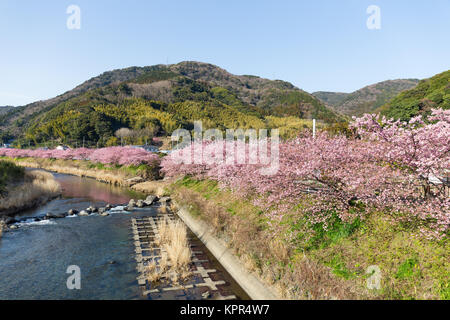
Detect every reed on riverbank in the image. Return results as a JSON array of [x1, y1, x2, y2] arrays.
[[0, 168, 61, 215], [145, 217, 192, 284], [0, 220, 5, 237], [1, 157, 160, 187], [158, 218, 192, 271]]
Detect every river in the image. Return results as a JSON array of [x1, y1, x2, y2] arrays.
[[0, 172, 248, 300]]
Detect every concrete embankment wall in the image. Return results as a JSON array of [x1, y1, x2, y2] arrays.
[[175, 203, 280, 300]]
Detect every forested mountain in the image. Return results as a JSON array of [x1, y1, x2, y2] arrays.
[[377, 70, 450, 120], [311, 92, 349, 107], [313, 79, 419, 117], [0, 61, 342, 146], [0, 106, 13, 115]]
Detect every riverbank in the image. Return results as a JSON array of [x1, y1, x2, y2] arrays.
[[1, 157, 277, 299], [0, 170, 248, 300], [2, 157, 166, 193], [0, 162, 61, 217], [168, 177, 449, 300], [0, 173, 147, 299], [3, 157, 448, 299]]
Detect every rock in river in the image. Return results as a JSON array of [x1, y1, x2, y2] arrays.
[[3, 217, 17, 225], [46, 212, 67, 219], [158, 196, 171, 204], [46, 212, 66, 219], [136, 199, 144, 208], [68, 209, 78, 216], [144, 195, 158, 206]]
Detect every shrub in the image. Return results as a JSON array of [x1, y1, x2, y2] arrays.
[[0, 160, 25, 194]]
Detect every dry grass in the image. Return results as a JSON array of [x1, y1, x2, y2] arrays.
[[158, 218, 192, 270], [4, 157, 168, 194], [157, 205, 168, 215], [7, 158, 131, 186], [145, 217, 192, 284], [145, 256, 169, 283], [132, 180, 172, 197], [0, 170, 61, 213], [275, 254, 359, 300], [0, 220, 5, 238]]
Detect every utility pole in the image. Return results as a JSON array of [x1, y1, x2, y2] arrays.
[[313, 119, 316, 139]]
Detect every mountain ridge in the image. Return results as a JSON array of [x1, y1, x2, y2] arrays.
[[0, 61, 342, 146], [0, 106, 13, 115], [313, 79, 420, 116]]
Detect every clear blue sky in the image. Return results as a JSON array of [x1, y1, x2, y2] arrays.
[[1, 0, 449, 106]]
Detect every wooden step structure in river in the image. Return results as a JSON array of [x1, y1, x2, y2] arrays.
[[131, 214, 238, 300]]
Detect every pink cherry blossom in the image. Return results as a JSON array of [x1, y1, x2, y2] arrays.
[[162, 109, 449, 239], [0, 146, 160, 166]]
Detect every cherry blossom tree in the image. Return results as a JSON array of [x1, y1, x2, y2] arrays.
[[162, 109, 449, 238], [0, 146, 160, 166]]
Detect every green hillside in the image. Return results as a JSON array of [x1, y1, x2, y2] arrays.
[[1, 62, 343, 147], [312, 91, 349, 107], [314, 79, 419, 117], [378, 70, 450, 120]]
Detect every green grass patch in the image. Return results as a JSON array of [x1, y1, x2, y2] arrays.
[[288, 211, 362, 251], [174, 177, 269, 230], [437, 280, 450, 300], [324, 254, 361, 279], [87, 162, 106, 170], [395, 258, 422, 279]]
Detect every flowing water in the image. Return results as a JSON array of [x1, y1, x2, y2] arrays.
[[0, 172, 248, 300]]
